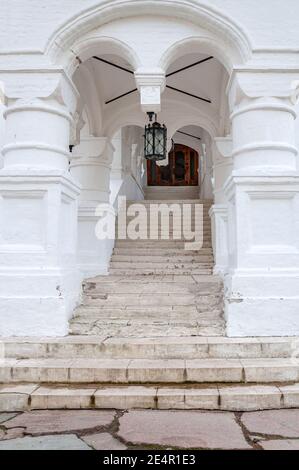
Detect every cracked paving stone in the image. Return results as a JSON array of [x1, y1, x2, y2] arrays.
[[117, 410, 251, 449], [4, 410, 115, 435], [0, 434, 90, 450], [242, 410, 299, 438], [260, 439, 299, 450], [0, 413, 18, 424], [0, 428, 25, 441], [82, 432, 127, 450]]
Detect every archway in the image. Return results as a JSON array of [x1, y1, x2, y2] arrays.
[[147, 143, 199, 187]]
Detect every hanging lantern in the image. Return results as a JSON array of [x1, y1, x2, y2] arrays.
[[144, 112, 167, 161]]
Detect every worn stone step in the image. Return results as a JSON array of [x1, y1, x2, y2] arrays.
[[2, 383, 299, 412], [110, 255, 213, 263], [114, 240, 212, 246], [2, 336, 296, 360], [109, 268, 213, 275], [126, 199, 212, 204], [83, 282, 221, 295], [85, 274, 220, 283], [117, 219, 211, 224], [70, 323, 222, 337], [82, 293, 221, 308], [109, 261, 213, 269], [113, 248, 213, 255], [74, 304, 220, 314], [1, 358, 298, 384]]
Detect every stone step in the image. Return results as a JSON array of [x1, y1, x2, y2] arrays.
[[112, 248, 213, 255], [109, 261, 213, 269], [117, 213, 212, 218], [109, 268, 213, 275], [1, 358, 298, 384], [83, 282, 221, 295], [114, 232, 212, 238], [116, 220, 212, 226], [85, 274, 220, 284], [81, 293, 221, 307], [114, 241, 212, 248], [70, 323, 223, 337], [111, 254, 213, 267], [74, 303, 221, 314], [113, 240, 212, 245], [72, 314, 223, 326], [2, 336, 296, 360], [2, 383, 299, 412], [114, 234, 212, 240], [126, 199, 212, 204]]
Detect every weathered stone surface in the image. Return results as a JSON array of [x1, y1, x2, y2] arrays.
[[219, 385, 281, 411], [242, 410, 299, 437], [82, 433, 127, 450], [118, 410, 251, 449], [31, 386, 96, 409], [69, 200, 224, 338], [0, 427, 24, 441], [5, 410, 115, 435], [280, 383, 299, 407], [0, 412, 18, 424], [0, 434, 90, 450], [260, 439, 299, 450], [95, 387, 156, 409]]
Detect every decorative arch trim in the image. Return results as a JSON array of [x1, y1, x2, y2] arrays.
[[45, 0, 252, 71]]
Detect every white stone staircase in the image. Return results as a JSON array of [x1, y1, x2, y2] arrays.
[[1, 336, 299, 411], [1, 198, 299, 412], [70, 199, 224, 337]]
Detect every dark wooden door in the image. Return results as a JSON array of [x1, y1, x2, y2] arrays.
[[147, 144, 199, 186]]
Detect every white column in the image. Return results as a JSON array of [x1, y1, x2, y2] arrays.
[[70, 136, 114, 278], [225, 71, 299, 336], [0, 71, 80, 336], [0, 83, 5, 168], [209, 137, 233, 274], [111, 130, 123, 179]]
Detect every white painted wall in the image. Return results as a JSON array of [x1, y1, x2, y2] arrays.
[[1, 1, 299, 337]]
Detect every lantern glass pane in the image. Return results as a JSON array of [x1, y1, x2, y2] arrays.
[[154, 128, 164, 156], [145, 127, 154, 155]]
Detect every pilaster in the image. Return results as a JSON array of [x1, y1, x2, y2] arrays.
[[0, 70, 81, 336], [70, 136, 115, 278], [225, 70, 299, 336]]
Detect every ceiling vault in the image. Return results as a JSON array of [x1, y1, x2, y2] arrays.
[[92, 56, 213, 105]]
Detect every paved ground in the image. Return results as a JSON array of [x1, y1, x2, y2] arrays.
[[1, 409, 299, 449]]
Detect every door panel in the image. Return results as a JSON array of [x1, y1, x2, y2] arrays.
[[147, 144, 199, 186]]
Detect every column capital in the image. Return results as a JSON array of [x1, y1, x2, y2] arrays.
[[134, 68, 166, 113], [227, 69, 299, 110], [0, 69, 79, 114], [214, 136, 233, 159], [71, 136, 114, 167]]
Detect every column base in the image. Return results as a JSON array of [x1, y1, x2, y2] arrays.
[[0, 267, 81, 336], [0, 169, 81, 337], [225, 270, 299, 336]]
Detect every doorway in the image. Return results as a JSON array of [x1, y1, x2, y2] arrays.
[[147, 144, 199, 186]]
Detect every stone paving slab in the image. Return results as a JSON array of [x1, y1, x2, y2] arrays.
[[0, 412, 18, 424], [0, 434, 90, 450], [242, 409, 299, 438], [4, 410, 116, 435], [260, 439, 299, 450], [1, 409, 299, 449], [82, 433, 127, 450], [117, 410, 251, 449]]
